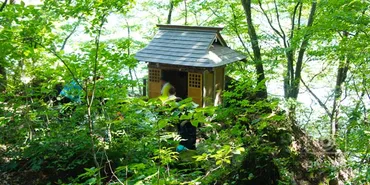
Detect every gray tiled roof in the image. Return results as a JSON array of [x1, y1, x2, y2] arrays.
[[135, 25, 246, 68]]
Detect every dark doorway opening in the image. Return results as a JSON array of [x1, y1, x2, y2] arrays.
[[162, 70, 188, 100]]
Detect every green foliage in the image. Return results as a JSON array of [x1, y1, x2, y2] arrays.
[[77, 167, 104, 185], [0, 0, 369, 184]]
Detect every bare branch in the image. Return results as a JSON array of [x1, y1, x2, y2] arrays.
[[125, 18, 131, 55], [309, 61, 332, 82], [202, 166, 222, 180], [190, 11, 199, 25], [303, 101, 314, 127], [273, 0, 287, 45], [209, 6, 253, 60], [60, 19, 81, 51], [104, 150, 124, 185], [301, 78, 331, 117], [198, 13, 214, 26], [257, 0, 284, 40], [39, 43, 85, 92], [261, 30, 281, 45], [364, 85, 370, 101]]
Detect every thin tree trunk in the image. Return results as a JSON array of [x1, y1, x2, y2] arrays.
[[133, 68, 142, 95], [0, 0, 8, 92], [86, 15, 108, 182], [330, 31, 351, 138], [0, 61, 6, 92], [284, 49, 295, 98], [330, 58, 350, 138], [129, 69, 134, 94], [240, 0, 267, 99], [167, 1, 174, 24], [125, 19, 135, 95], [184, 0, 188, 25]]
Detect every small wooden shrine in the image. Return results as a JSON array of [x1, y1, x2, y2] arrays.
[[135, 24, 246, 107]]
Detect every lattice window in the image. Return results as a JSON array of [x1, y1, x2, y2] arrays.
[[188, 73, 202, 88], [149, 68, 160, 82]]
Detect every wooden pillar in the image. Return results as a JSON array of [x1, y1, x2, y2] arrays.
[[214, 67, 224, 106], [203, 70, 214, 107]]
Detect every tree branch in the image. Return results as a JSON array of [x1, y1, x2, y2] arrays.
[[104, 150, 124, 185], [39, 43, 85, 92], [257, 0, 284, 40], [273, 0, 287, 46], [364, 84, 370, 101], [209, 6, 253, 60], [290, 2, 301, 43], [198, 13, 214, 26], [309, 61, 331, 82], [60, 19, 81, 51], [301, 78, 331, 117], [297, 2, 303, 30], [0, 0, 7, 12]]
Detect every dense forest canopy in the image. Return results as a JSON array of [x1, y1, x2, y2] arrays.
[[0, 0, 369, 184]]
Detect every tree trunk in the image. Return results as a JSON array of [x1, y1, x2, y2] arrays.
[[167, 1, 174, 24], [0, 0, 7, 12], [240, 0, 267, 99], [184, 0, 188, 25], [0, 1, 8, 92], [0, 62, 6, 92], [284, 1, 317, 100]]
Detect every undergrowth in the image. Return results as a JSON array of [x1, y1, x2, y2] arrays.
[[0, 80, 356, 185]]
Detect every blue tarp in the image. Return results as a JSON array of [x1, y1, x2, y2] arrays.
[[59, 80, 83, 103]]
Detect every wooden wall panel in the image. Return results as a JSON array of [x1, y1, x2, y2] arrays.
[[148, 68, 161, 98], [188, 72, 202, 105]]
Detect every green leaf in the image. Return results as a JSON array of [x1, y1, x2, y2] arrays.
[[180, 113, 192, 120], [232, 147, 245, 155], [257, 121, 268, 130], [158, 119, 168, 129], [190, 120, 199, 127]]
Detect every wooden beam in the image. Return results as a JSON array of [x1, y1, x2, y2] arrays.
[[148, 62, 212, 73]]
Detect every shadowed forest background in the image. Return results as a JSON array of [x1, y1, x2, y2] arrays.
[[0, 0, 369, 184]]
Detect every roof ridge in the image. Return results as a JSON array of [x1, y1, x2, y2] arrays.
[[157, 24, 223, 32]]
